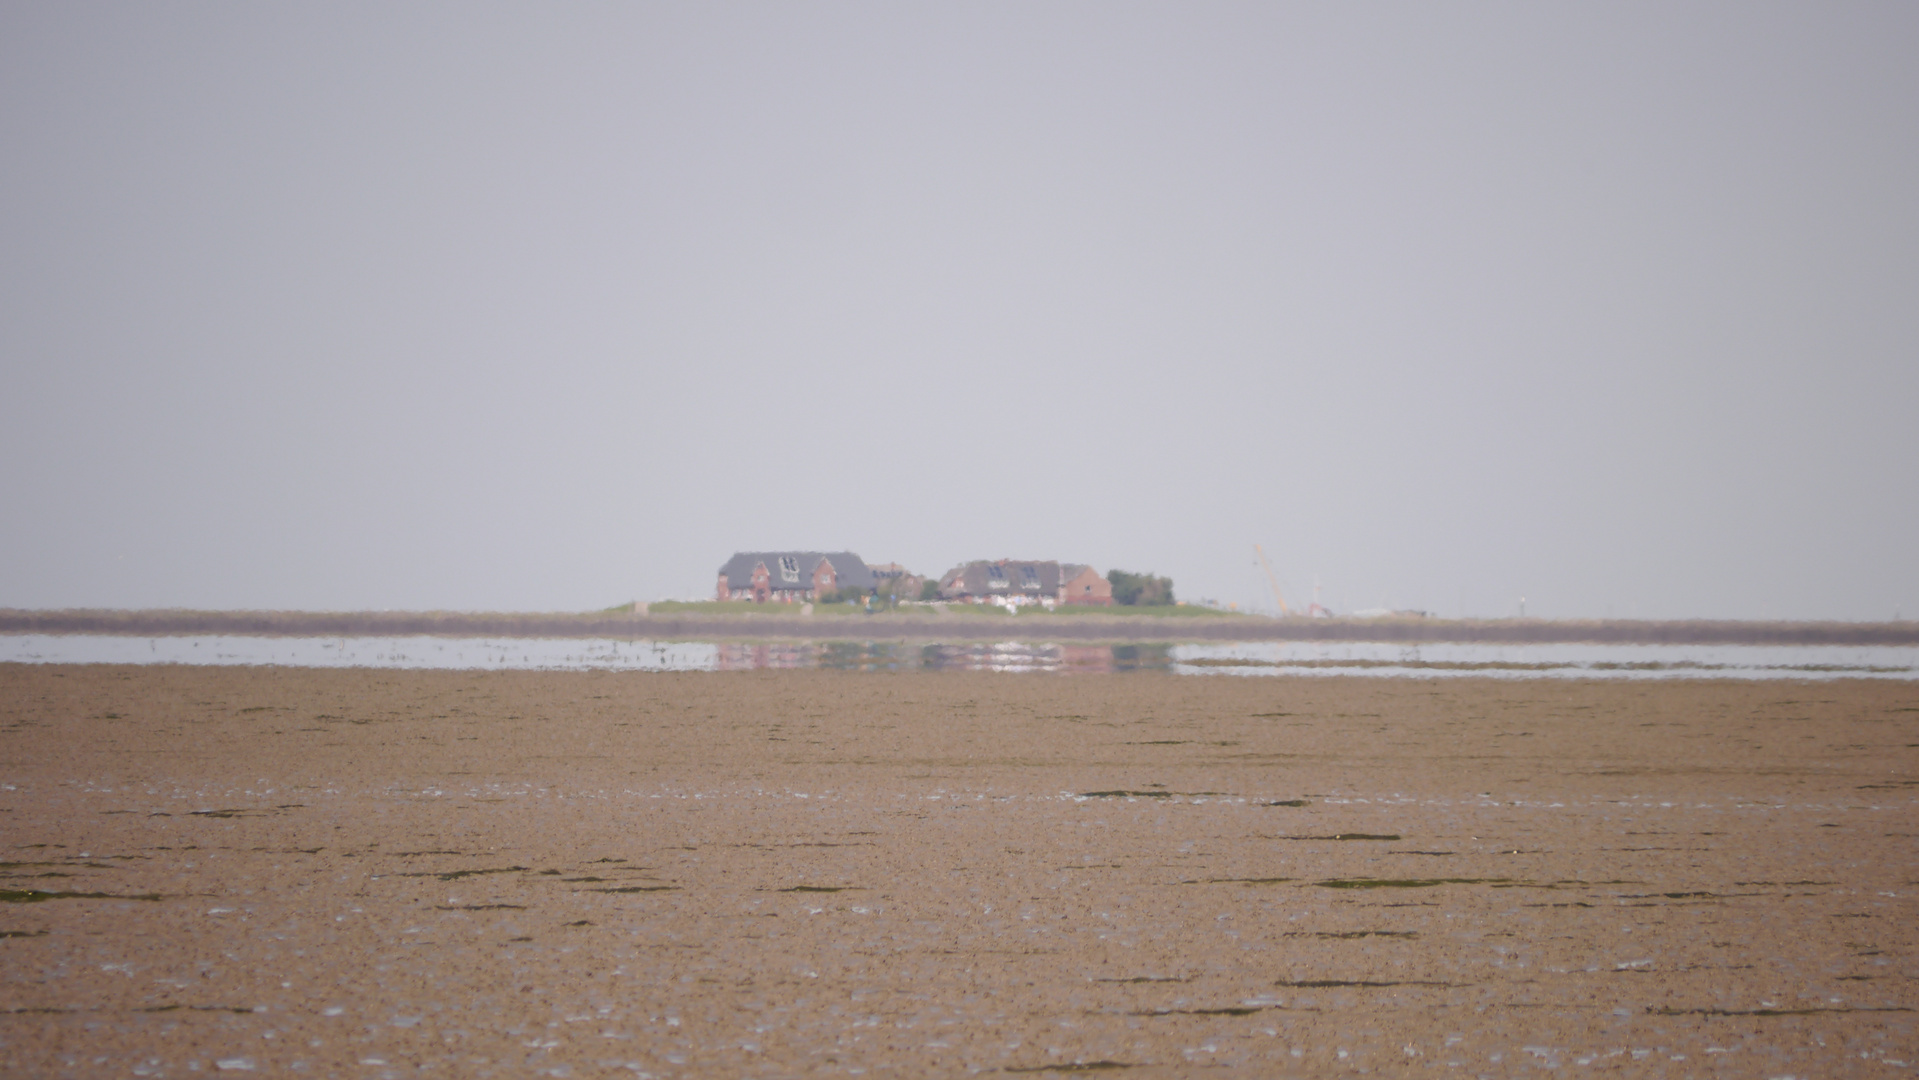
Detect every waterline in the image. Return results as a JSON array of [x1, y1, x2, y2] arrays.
[[1171, 640, 1919, 680], [2, 635, 1915, 679]]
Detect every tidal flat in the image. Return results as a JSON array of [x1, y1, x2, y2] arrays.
[[1, 666, 1914, 1076]]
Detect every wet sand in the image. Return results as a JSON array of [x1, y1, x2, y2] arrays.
[[2, 665, 1914, 1077]]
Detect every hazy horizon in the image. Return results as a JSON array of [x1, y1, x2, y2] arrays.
[[4, 5, 1915, 621]]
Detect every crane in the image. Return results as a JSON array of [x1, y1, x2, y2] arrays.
[[1253, 543, 1289, 616]]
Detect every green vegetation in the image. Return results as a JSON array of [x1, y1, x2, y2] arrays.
[[805, 600, 859, 614], [1107, 569, 1175, 606], [918, 580, 941, 601], [649, 598, 882, 616], [648, 600, 784, 615], [815, 586, 871, 605]]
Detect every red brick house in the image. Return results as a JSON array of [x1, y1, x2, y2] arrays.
[[1059, 563, 1114, 606], [937, 560, 1063, 605], [716, 552, 875, 603], [936, 560, 1113, 607]]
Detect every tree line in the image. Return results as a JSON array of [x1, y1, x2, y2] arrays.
[[1107, 570, 1175, 606]]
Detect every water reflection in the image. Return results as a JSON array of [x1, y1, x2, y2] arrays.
[[714, 642, 1139, 672], [716, 642, 1174, 672], [0, 634, 1913, 679]]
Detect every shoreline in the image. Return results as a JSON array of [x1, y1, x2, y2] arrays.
[[3, 606, 1915, 644]]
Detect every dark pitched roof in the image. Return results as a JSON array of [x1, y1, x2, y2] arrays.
[[718, 552, 875, 591], [938, 560, 1063, 598]]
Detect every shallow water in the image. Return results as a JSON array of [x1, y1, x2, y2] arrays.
[[1171, 639, 1919, 679], [2, 634, 1914, 679]]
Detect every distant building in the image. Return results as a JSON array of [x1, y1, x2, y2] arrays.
[[867, 562, 927, 600], [716, 552, 875, 603], [1059, 563, 1114, 606], [937, 559, 1073, 606]]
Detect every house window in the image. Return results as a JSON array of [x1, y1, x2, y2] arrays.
[[1020, 565, 1041, 590], [986, 567, 1009, 589], [779, 556, 800, 583]]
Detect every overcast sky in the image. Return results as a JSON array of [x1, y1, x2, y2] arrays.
[[3, 4, 1914, 620]]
